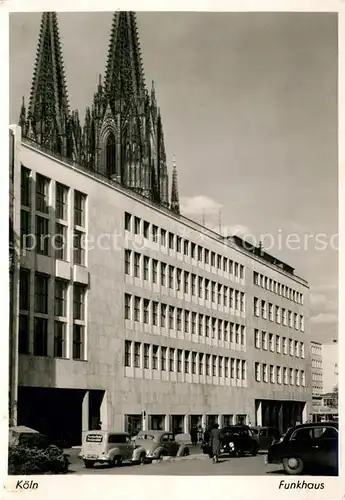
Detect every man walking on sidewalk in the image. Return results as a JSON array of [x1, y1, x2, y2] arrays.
[[209, 423, 222, 463]]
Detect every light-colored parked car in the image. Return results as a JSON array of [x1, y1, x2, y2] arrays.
[[79, 431, 135, 468], [132, 430, 190, 463]]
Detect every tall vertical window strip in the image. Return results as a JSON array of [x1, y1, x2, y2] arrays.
[[55, 183, 68, 220], [34, 273, 49, 314], [36, 216, 50, 256], [19, 268, 30, 310], [19, 268, 30, 354], [20, 210, 31, 249], [125, 340, 131, 366], [74, 230, 85, 265], [74, 191, 86, 227], [73, 324, 85, 360], [21, 166, 31, 207], [124, 212, 132, 231], [73, 284, 86, 320], [54, 280, 67, 317], [33, 317, 48, 356], [54, 321, 66, 358], [36, 174, 50, 213], [55, 223, 67, 261]]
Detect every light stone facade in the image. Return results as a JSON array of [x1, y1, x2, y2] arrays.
[[11, 126, 311, 443]]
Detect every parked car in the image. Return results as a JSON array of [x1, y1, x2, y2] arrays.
[[133, 430, 190, 463], [9, 426, 53, 449], [79, 431, 135, 468], [266, 422, 338, 475], [250, 426, 281, 451], [219, 425, 259, 456]]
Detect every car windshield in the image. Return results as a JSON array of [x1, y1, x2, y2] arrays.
[[136, 434, 154, 440]]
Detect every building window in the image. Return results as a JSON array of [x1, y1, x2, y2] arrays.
[[289, 368, 294, 385], [276, 335, 281, 353], [36, 216, 49, 256], [217, 284, 222, 304], [54, 280, 67, 317], [283, 367, 288, 385], [36, 174, 50, 213], [169, 232, 174, 250], [212, 355, 217, 376], [169, 348, 175, 372], [152, 301, 158, 326], [269, 333, 274, 352], [204, 249, 209, 264], [224, 357, 229, 378], [300, 315, 304, 331], [20, 210, 31, 250], [73, 230, 85, 265], [125, 340, 131, 367], [262, 331, 268, 350], [152, 259, 158, 284], [161, 263, 167, 286], [125, 249, 131, 275], [263, 363, 268, 383], [185, 351, 190, 373], [169, 265, 174, 289], [21, 166, 31, 208], [198, 246, 203, 262], [283, 337, 287, 354], [289, 311, 293, 328], [191, 274, 196, 296], [301, 342, 305, 358], [74, 191, 86, 227], [254, 297, 259, 317], [198, 314, 204, 336], [134, 253, 141, 278], [275, 306, 281, 324], [183, 239, 189, 256], [177, 308, 182, 331], [241, 360, 246, 380], [230, 358, 235, 379], [143, 299, 150, 324], [161, 347, 167, 371], [19, 314, 29, 354], [199, 353, 204, 375], [176, 236, 182, 253], [224, 321, 229, 342], [211, 252, 215, 267], [184, 271, 189, 294], [218, 320, 223, 340], [205, 316, 210, 337], [134, 217, 141, 235], [73, 284, 86, 320], [161, 303, 167, 327], [277, 366, 282, 384], [191, 312, 197, 334], [301, 370, 306, 386], [143, 256, 149, 281], [34, 273, 49, 314], [261, 300, 267, 319], [177, 349, 182, 372], [269, 365, 275, 383], [160, 228, 166, 246], [294, 313, 299, 330], [240, 293, 245, 312], [54, 321, 66, 358], [206, 354, 210, 376], [33, 317, 48, 356], [55, 223, 67, 261], [134, 342, 140, 367], [169, 306, 174, 329], [125, 294, 131, 320], [143, 221, 150, 239], [255, 362, 261, 382], [124, 212, 132, 231], [289, 339, 294, 356], [19, 268, 30, 311], [235, 291, 240, 311], [152, 225, 158, 242], [134, 297, 140, 321], [184, 310, 190, 333], [144, 344, 149, 369], [295, 340, 299, 357], [192, 352, 197, 374], [295, 369, 300, 386], [55, 183, 68, 220]]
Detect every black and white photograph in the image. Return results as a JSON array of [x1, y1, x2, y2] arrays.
[[4, 1, 342, 495]]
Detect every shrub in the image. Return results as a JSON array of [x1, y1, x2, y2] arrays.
[[8, 444, 70, 475]]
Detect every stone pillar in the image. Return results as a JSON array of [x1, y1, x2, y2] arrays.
[[184, 415, 190, 434], [201, 414, 207, 429], [82, 391, 89, 443], [165, 414, 171, 431], [256, 401, 262, 426], [218, 414, 223, 427], [100, 391, 108, 430], [142, 412, 148, 431]]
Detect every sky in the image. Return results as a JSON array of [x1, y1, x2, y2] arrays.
[[9, 11, 338, 343]]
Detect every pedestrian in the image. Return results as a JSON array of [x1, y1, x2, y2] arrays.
[[190, 425, 198, 446], [209, 423, 222, 463]]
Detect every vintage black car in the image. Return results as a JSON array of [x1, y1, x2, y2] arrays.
[[220, 425, 259, 456], [266, 422, 338, 475], [250, 426, 281, 451]]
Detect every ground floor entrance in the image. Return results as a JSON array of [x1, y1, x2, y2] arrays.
[[255, 399, 306, 434], [18, 386, 105, 446]]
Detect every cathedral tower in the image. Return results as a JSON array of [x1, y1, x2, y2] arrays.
[[20, 11, 179, 209]]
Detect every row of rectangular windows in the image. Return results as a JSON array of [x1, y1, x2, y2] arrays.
[[124, 294, 246, 344], [124, 340, 247, 379], [253, 271, 303, 305], [125, 250, 245, 310], [20, 167, 87, 265], [19, 268, 87, 359], [253, 297, 304, 331], [312, 359, 322, 368], [124, 212, 245, 278], [254, 329, 305, 358], [254, 362, 306, 386], [312, 373, 323, 381]]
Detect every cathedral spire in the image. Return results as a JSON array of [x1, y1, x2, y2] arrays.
[[24, 12, 70, 156], [104, 11, 146, 111], [170, 154, 180, 214]]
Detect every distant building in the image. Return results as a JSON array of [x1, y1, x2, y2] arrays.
[[310, 340, 323, 407], [322, 340, 338, 394]]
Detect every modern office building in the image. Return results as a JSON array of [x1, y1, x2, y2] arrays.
[[322, 340, 338, 394], [9, 11, 311, 445]]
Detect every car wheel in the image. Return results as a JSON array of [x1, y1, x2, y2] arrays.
[[112, 456, 122, 467], [184, 448, 190, 456], [84, 460, 95, 469], [139, 453, 146, 465], [283, 457, 304, 475], [251, 445, 258, 457], [158, 450, 166, 460]]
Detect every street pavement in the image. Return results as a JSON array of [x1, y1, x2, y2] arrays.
[[66, 448, 284, 476]]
